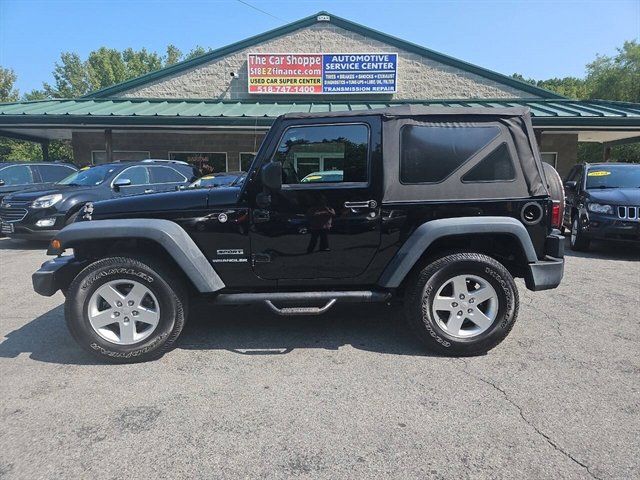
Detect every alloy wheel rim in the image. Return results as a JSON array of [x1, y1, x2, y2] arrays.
[[87, 280, 160, 345], [431, 274, 498, 338], [571, 219, 578, 245]]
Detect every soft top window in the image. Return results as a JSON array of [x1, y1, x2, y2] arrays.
[[400, 125, 500, 184], [462, 143, 515, 182]]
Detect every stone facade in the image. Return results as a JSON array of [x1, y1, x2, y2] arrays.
[[539, 133, 579, 177], [72, 131, 266, 170], [117, 23, 537, 101]]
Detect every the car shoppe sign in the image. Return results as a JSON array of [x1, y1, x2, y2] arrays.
[[247, 53, 398, 94]]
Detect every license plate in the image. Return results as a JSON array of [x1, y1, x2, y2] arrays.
[[1, 222, 14, 234]]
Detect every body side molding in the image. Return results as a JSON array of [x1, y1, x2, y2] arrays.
[[56, 219, 225, 293], [378, 216, 539, 288]]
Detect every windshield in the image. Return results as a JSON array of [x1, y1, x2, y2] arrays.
[[585, 165, 640, 189], [58, 165, 116, 186], [190, 175, 238, 188]]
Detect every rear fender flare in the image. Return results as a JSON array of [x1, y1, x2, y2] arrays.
[[377, 216, 538, 288], [55, 219, 225, 293]]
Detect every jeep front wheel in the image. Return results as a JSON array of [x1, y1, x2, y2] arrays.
[[405, 252, 518, 356], [65, 256, 187, 363]]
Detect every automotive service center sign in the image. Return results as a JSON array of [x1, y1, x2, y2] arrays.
[[247, 53, 398, 94]]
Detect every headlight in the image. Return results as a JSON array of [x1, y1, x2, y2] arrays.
[[587, 202, 613, 214], [31, 194, 62, 209]]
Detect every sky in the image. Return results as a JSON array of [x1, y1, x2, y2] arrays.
[[0, 0, 638, 95]]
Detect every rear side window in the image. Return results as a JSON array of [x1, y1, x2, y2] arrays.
[[462, 143, 515, 182], [400, 125, 500, 183], [0, 165, 34, 186], [37, 165, 76, 182], [150, 166, 187, 184]]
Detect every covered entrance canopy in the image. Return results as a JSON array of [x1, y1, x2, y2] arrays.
[[0, 97, 638, 176]]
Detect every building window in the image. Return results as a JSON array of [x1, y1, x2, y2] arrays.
[[91, 151, 150, 164], [541, 152, 558, 168], [400, 125, 500, 184], [274, 124, 369, 185], [169, 152, 227, 173], [240, 152, 256, 172]]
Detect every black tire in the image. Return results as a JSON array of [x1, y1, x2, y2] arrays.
[[65, 255, 188, 363], [404, 252, 519, 356], [569, 216, 590, 251]]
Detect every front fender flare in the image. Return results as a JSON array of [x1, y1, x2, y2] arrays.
[[55, 219, 225, 293], [377, 216, 538, 288]]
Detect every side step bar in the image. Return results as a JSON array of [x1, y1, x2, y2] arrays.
[[212, 290, 391, 316]]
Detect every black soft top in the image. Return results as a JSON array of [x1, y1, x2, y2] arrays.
[[282, 106, 548, 202], [281, 105, 530, 120]]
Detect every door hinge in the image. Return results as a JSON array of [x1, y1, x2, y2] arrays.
[[251, 253, 271, 266]]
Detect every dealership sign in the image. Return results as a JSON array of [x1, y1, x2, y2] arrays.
[[247, 53, 397, 94]]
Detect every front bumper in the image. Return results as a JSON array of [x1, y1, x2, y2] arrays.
[[580, 212, 640, 243], [1, 208, 66, 240], [524, 231, 564, 291], [32, 255, 86, 296]]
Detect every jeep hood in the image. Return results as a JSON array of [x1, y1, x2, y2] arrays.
[[586, 188, 640, 206], [92, 186, 240, 215]]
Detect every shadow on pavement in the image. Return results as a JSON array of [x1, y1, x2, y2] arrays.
[[0, 303, 435, 365], [0, 305, 102, 365], [564, 238, 640, 261], [0, 238, 49, 251]]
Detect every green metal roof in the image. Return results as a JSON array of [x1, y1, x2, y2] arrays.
[[83, 11, 563, 100], [1, 99, 639, 129]]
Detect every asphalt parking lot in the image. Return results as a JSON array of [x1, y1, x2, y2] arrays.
[[0, 239, 638, 479]]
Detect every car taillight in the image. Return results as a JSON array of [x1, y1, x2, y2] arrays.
[[551, 201, 562, 229]]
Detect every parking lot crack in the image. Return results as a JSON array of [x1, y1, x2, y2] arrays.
[[456, 360, 601, 480]]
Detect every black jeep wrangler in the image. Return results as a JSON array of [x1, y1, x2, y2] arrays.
[[32, 106, 564, 363]]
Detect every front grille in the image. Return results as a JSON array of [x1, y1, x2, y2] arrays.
[[0, 207, 28, 222], [618, 206, 639, 221]]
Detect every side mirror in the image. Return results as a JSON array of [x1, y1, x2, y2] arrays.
[[113, 178, 131, 191], [261, 162, 282, 191], [0, 179, 5, 187], [564, 180, 577, 191]]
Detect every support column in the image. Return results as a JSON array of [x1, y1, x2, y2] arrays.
[[104, 129, 113, 164], [41, 140, 50, 161]]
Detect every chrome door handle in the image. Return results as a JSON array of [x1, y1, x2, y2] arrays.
[[344, 200, 377, 209], [144, 189, 155, 194]]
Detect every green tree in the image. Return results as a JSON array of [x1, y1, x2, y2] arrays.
[[165, 44, 183, 66], [0, 67, 20, 101], [586, 40, 639, 103], [43, 52, 89, 97]]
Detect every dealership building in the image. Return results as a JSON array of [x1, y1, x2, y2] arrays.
[[0, 11, 638, 176]]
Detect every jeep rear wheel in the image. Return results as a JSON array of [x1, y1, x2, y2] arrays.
[[405, 252, 518, 356], [65, 256, 187, 363]]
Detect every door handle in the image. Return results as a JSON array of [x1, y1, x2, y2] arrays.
[[253, 209, 270, 223], [344, 200, 377, 209], [144, 189, 155, 194]]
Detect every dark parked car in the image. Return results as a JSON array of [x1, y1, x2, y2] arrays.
[[563, 162, 640, 250], [1, 160, 198, 240], [0, 161, 77, 202], [189, 171, 246, 188], [32, 106, 564, 363]]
